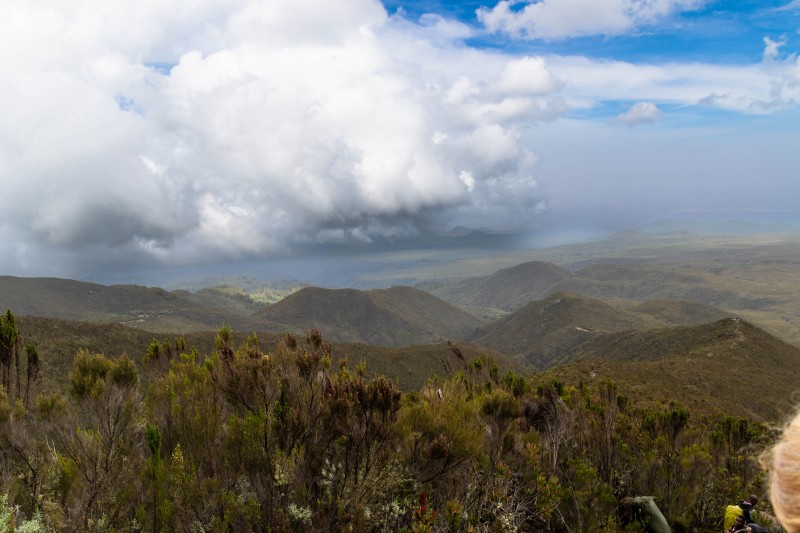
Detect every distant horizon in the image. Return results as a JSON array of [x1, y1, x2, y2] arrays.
[[67, 217, 800, 289]]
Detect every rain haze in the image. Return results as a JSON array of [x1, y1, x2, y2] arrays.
[[1, 0, 798, 286]]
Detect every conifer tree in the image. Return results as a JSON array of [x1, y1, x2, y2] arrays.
[[23, 343, 40, 411], [0, 310, 19, 397]]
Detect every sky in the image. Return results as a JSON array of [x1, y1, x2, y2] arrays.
[[0, 0, 798, 283]]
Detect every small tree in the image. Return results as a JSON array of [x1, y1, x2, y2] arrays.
[[145, 422, 163, 533], [526, 386, 575, 474], [144, 339, 161, 362], [24, 343, 40, 410], [60, 351, 143, 529], [0, 309, 20, 397]]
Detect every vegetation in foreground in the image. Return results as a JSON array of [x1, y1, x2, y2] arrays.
[[0, 311, 773, 532]]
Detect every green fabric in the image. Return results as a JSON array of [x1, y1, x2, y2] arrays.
[[632, 496, 671, 533]]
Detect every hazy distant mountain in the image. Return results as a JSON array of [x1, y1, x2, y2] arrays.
[[167, 276, 303, 292], [420, 261, 573, 318], [636, 219, 800, 236], [443, 226, 484, 237], [166, 287, 257, 315], [257, 285, 484, 346], [442, 226, 519, 237], [553, 264, 773, 310], [547, 318, 800, 421], [470, 292, 663, 369], [166, 276, 305, 304], [422, 252, 778, 325]]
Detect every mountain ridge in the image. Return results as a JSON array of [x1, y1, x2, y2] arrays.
[[470, 291, 665, 369], [257, 285, 484, 346], [546, 317, 800, 421]]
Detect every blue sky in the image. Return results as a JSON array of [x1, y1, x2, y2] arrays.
[[0, 0, 798, 281], [383, 1, 796, 60], [380, 0, 800, 231]]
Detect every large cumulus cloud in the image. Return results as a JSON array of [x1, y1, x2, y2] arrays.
[[0, 0, 560, 275]]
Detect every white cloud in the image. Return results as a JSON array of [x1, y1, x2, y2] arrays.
[[545, 54, 800, 113], [459, 171, 476, 192], [417, 14, 475, 41], [751, 37, 800, 111], [775, 0, 800, 12], [0, 0, 559, 274], [612, 101, 662, 125], [763, 37, 786, 62], [477, 0, 705, 40], [492, 56, 560, 95]]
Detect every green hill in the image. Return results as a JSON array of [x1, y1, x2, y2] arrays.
[[173, 286, 266, 315], [470, 292, 663, 369], [257, 285, 484, 346], [0, 276, 284, 333], [547, 318, 800, 421], [420, 261, 572, 318]]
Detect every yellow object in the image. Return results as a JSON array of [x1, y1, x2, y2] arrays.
[[724, 505, 743, 531]]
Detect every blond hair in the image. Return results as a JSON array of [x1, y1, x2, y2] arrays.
[[766, 409, 800, 532]]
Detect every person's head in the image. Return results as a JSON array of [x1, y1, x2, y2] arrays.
[[739, 500, 753, 511], [765, 408, 800, 532], [749, 494, 758, 507]]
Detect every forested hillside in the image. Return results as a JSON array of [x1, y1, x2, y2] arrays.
[[548, 317, 800, 422], [0, 312, 777, 532], [14, 315, 523, 393], [470, 292, 664, 369]]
